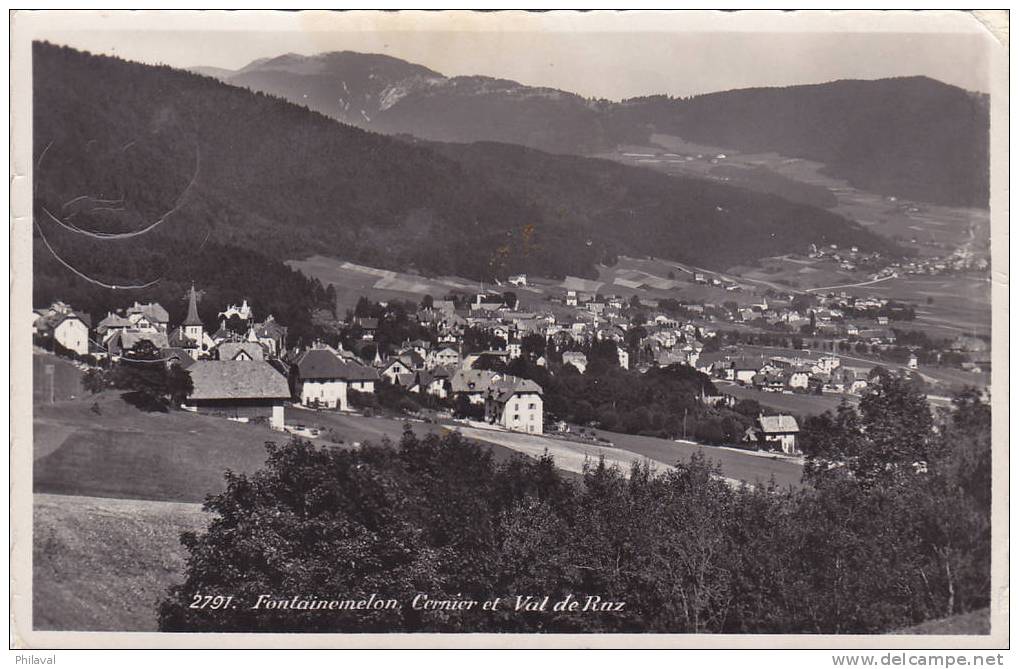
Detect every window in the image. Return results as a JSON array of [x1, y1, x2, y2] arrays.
[[528, 403, 536, 410], [513, 414, 520, 422]]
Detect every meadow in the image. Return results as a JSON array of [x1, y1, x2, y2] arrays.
[[33, 493, 207, 631]]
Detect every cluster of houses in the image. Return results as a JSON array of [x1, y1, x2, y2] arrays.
[[32, 286, 554, 435], [696, 348, 886, 397]]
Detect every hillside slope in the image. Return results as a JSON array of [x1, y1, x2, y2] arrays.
[[617, 78, 990, 208], [34, 43, 890, 329], [211, 51, 989, 207]]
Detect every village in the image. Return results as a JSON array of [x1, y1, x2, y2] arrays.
[[31, 250, 991, 463]]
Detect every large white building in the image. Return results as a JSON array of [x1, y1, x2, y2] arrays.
[[484, 376, 544, 434]]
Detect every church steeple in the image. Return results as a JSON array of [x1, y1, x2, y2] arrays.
[[184, 283, 202, 327]]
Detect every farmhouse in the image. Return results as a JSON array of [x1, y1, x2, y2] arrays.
[[183, 360, 290, 430], [744, 414, 800, 455]]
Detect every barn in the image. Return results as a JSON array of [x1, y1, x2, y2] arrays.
[[183, 360, 290, 429]]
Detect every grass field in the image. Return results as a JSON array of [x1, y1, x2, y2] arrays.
[[716, 380, 853, 417], [32, 352, 84, 403], [34, 389, 538, 504], [33, 493, 207, 632], [34, 392, 284, 503]]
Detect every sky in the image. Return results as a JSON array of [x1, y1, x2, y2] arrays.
[[31, 11, 996, 100]]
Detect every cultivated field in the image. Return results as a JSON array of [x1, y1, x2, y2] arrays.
[[33, 493, 208, 632], [286, 255, 480, 314]]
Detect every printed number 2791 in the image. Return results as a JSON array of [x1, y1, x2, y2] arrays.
[[189, 595, 234, 610]]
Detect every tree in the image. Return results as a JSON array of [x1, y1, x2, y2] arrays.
[[155, 402, 990, 635], [801, 374, 934, 487], [501, 291, 518, 310], [225, 314, 247, 335], [81, 368, 108, 395], [112, 341, 193, 411], [166, 364, 195, 407]]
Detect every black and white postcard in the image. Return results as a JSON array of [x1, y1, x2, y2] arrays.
[[9, 9, 1009, 650]]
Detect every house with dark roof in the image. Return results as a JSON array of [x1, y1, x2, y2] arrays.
[[355, 317, 379, 340], [106, 330, 170, 358], [292, 348, 379, 410], [420, 365, 455, 398], [249, 316, 288, 357], [450, 368, 500, 404], [744, 414, 801, 455], [34, 305, 92, 356], [96, 312, 134, 336], [126, 301, 169, 331], [484, 376, 544, 434], [379, 357, 415, 384], [183, 360, 291, 429], [733, 357, 776, 385]]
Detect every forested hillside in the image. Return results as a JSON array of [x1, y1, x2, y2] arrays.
[[616, 78, 990, 207], [211, 51, 989, 208], [33, 42, 890, 333]]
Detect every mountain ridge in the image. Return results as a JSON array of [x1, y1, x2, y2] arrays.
[[203, 51, 989, 207]]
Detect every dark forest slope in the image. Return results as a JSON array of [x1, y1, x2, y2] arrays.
[[33, 43, 891, 334]]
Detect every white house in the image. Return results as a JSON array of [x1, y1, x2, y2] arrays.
[[126, 301, 169, 331], [484, 376, 544, 434], [294, 348, 350, 409], [784, 368, 811, 391], [53, 314, 90, 356], [379, 357, 414, 384], [428, 346, 461, 369], [34, 303, 91, 356]]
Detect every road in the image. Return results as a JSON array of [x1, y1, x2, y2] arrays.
[[804, 274, 896, 293], [289, 407, 805, 489]]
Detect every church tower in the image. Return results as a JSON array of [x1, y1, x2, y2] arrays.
[[183, 283, 204, 345]]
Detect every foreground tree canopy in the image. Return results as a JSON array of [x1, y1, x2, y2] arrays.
[[160, 377, 990, 633]]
